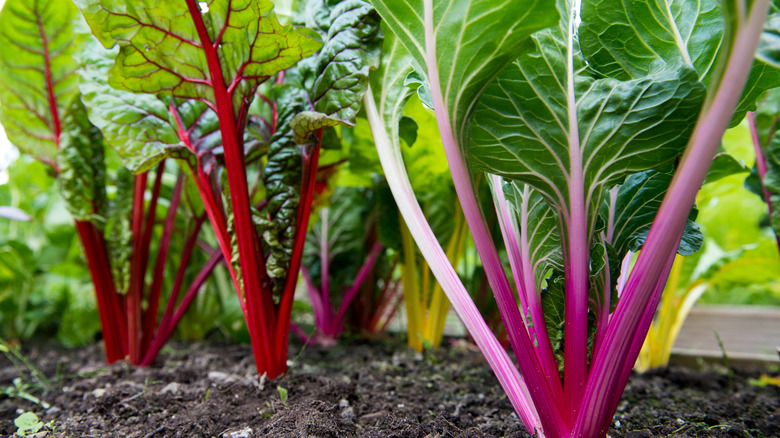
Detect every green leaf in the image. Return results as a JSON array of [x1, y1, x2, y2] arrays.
[[602, 171, 703, 259], [371, 0, 560, 151], [705, 153, 749, 184], [471, 2, 706, 244], [588, 240, 620, 316], [290, 0, 383, 144], [75, 0, 320, 114], [579, 0, 780, 125], [502, 181, 563, 290], [368, 0, 558, 146], [541, 272, 565, 373], [258, 0, 382, 294], [765, 129, 780, 234], [367, 21, 415, 157], [304, 186, 374, 290], [757, 14, 780, 68], [56, 96, 107, 223], [14, 412, 44, 436], [104, 167, 134, 295], [398, 116, 418, 147], [401, 96, 449, 195], [0, 0, 80, 166], [74, 22, 196, 173]]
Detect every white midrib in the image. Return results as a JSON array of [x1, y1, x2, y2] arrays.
[[663, 0, 694, 67]]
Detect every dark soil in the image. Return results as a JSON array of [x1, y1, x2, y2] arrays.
[[1, 337, 778, 437]]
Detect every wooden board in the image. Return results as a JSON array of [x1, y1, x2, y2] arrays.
[[672, 305, 780, 363]]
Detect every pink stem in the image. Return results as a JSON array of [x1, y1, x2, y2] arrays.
[[333, 241, 384, 333], [748, 111, 780, 254]]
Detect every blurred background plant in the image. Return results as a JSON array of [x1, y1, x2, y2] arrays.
[[0, 157, 98, 347], [636, 120, 780, 372]]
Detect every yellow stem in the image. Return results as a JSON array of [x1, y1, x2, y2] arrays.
[[400, 213, 424, 352]]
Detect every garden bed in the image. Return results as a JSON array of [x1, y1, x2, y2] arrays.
[[1, 338, 778, 438]]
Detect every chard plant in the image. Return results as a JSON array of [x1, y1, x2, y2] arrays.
[[298, 185, 392, 345], [336, 94, 476, 351], [0, 0, 220, 365], [364, 0, 777, 436], [747, 89, 780, 254], [74, 0, 381, 377]]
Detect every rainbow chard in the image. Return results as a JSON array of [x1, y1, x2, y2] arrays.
[[75, 0, 380, 378], [300, 186, 387, 345], [365, 0, 775, 436], [0, 0, 218, 365]]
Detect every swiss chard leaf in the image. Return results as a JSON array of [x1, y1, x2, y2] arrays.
[[764, 130, 780, 233], [471, 0, 706, 244], [56, 96, 107, 223], [541, 273, 565, 372], [75, 0, 320, 114], [503, 181, 563, 291], [74, 22, 198, 173], [367, 0, 558, 146], [303, 186, 372, 292], [0, 0, 80, 165], [578, 0, 780, 124], [290, 0, 383, 143], [104, 167, 134, 296], [602, 171, 704, 260], [705, 153, 749, 184], [259, 0, 382, 291]]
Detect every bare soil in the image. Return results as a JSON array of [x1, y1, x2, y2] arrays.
[[1, 337, 778, 437]]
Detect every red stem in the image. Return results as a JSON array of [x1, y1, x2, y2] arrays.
[[127, 172, 149, 364], [274, 134, 323, 372], [140, 247, 223, 365], [35, 7, 61, 153], [76, 221, 127, 362], [141, 171, 184, 354], [186, 0, 275, 376]]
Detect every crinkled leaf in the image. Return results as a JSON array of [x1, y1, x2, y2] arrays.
[[259, 85, 307, 294], [0, 0, 80, 165], [471, 2, 706, 245], [368, 0, 558, 146], [75, 0, 320, 114], [104, 167, 134, 295], [258, 0, 382, 294], [602, 171, 703, 259], [290, 0, 382, 144], [503, 181, 563, 290], [579, 0, 780, 125], [56, 96, 107, 223], [74, 22, 197, 173]]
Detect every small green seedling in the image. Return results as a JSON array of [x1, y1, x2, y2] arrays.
[[277, 386, 289, 407], [14, 412, 43, 437]]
